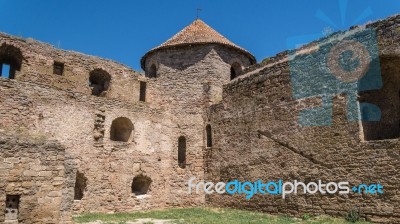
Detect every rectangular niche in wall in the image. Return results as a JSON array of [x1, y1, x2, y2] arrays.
[[53, 61, 64, 75], [5, 195, 20, 221]]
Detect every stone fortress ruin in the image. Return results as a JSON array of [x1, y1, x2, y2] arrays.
[[0, 14, 400, 223]]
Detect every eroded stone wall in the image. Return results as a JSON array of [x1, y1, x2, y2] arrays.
[[0, 133, 68, 224], [206, 14, 400, 223], [2, 10, 400, 224], [0, 31, 210, 221], [0, 33, 141, 105]]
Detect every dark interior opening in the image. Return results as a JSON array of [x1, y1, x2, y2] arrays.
[[206, 124, 212, 147], [74, 171, 87, 200], [131, 174, 152, 195], [178, 136, 186, 168], [147, 64, 157, 78], [0, 44, 23, 79], [53, 61, 64, 75], [89, 69, 111, 96], [230, 62, 242, 80], [139, 81, 147, 102], [110, 117, 133, 142]]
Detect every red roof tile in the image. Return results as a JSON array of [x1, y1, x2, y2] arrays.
[[141, 19, 255, 69]]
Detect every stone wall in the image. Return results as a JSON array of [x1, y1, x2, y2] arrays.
[[0, 30, 210, 221], [1, 10, 400, 224], [206, 14, 400, 223], [0, 73, 203, 216], [0, 32, 141, 105], [0, 133, 69, 224]]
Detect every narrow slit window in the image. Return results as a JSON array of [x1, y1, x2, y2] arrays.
[[206, 124, 212, 147], [74, 171, 87, 200], [178, 136, 186, 168], [139, 81, 147, 102]]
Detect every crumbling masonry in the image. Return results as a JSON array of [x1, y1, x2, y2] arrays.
[[0, 15, 400, 223]]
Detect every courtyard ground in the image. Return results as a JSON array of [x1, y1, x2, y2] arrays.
[[73, 207, 369, 224]]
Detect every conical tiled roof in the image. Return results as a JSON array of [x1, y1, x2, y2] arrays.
[[141, 19, 255, 69]]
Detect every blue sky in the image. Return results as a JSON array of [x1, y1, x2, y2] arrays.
[[0, 0, 399, 71]]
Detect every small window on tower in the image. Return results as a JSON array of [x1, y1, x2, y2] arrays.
[[53, 61, 64, 75], [147, 64, 157, 78], [230, 62, 242, 80]]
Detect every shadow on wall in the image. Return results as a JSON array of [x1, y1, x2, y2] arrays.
[[360, 56, 400, 140]]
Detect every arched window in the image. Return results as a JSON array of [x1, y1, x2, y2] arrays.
[[110, 117, 133, 142], [0, 44, 23, 79], [147, 64, 157, 78], [206, 124, 212, 147], [230, 62, 242, 80], [74, 171, 87, 200], [178, 136, 186, 168], [89, 69, 111, 96], [131, 174, 152, 195]]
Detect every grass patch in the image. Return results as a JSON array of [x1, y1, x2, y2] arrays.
[[74, 207, 370, 224]]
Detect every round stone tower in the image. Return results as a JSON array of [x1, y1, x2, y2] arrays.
[[141, 19, 255, 85], [140, 19, 255, 205]]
